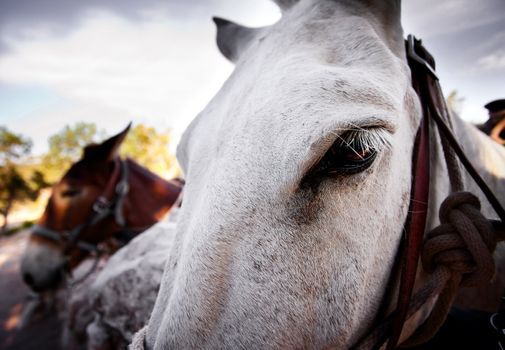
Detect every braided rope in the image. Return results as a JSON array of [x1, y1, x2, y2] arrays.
[[402, 192, 499, 346], [353, 193, 502, 350]]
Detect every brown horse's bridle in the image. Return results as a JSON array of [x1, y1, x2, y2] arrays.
[[32, 158, 134, 284], [350, 35, 505, 350]]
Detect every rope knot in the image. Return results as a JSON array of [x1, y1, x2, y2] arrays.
[[421, 191, 496, 287]]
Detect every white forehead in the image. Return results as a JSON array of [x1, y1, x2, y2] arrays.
[[177, 0, 410, 176]]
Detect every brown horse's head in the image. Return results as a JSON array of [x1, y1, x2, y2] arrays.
[[20, 125, 182, 291]]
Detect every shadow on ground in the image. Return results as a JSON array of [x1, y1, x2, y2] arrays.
[[0, 231, 62, 350]]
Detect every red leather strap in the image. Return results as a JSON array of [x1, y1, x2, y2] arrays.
[[386, 106, 430, 349]]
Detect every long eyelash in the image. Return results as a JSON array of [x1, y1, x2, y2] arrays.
[[332, 126, 392, 155]]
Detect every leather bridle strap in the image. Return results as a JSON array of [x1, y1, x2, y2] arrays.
[[32, 224, 100, 253], [387, 35, 505, 349], [385, 91, 431, 349], [353, 35, 505, 350], [32, 158, 134, 287], [405, 35, 505, 234], [32, 158, 130, 258]]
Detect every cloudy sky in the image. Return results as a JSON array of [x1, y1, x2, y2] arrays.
[[0, 0, 504, 155]]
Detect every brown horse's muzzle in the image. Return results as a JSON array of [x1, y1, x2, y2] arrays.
[[20, 237, 66, 292]]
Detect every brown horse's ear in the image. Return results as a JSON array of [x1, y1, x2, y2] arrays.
[[83, 123, 131, 162]]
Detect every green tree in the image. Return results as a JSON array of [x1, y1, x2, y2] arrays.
[[42, 122, 106, 181], [0, 126, 32, 164], [42, 122, 179, 183], [0, 127, 45, 233], [30, 169, 50, 189], [0, 167, 39, 232], [120, 124, 179, 178]]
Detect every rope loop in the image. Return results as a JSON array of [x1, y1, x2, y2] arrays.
[[422, 191, 496, 288]]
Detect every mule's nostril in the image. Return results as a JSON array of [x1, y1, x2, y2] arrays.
[[23, 273, 34, 286]]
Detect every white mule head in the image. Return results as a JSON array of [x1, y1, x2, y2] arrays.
[[148, 0, 422, 348]]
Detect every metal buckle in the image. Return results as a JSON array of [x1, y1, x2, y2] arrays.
[[406, 34, 438, 80], [116, 181, 129, 196], [490, 313, 505, 334], [61, 230, 71, 240], [93, 196, 110, 213], [490, 313, 505, 350]]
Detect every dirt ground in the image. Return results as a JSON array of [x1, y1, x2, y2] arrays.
[[0, 230, 63, 350]]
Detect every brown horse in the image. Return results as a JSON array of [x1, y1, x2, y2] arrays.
[[20, 125, 183, 291]]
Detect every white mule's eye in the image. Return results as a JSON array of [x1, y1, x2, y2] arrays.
[[316, 141, 377, 176], [302, 127, 391, 187]]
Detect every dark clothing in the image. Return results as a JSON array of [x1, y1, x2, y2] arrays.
[[410, 307, 505, 350], [481, 99, 505, 144], [485, 99, 505, 113]]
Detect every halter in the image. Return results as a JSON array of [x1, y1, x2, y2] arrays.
[[351, 35, 505, 350], [32, 158, 134, 285]]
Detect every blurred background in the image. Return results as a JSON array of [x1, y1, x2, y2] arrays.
[[0, 0, 504, 349]]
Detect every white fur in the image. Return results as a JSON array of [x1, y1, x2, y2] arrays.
[[144, 0, 505, 349], [61, 213, 179, 349]]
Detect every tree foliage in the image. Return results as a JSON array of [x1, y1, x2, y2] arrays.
[[42, 122, 179, 181], [0, 127, 46, 233], [0, 126, 32, 165], [42, 122, 106, 181], [121, 124, 178, 178]]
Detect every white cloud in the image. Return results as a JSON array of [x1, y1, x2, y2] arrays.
[[7, 101, 135, 153], [0, 2, 281, 154], [472, 31, 505, 55], [0, 12, 230, 119], [402, 0, 505, 38], [0, 12, 232, 153], [477, 50, 505, 71], [459, 100, 489, 124]]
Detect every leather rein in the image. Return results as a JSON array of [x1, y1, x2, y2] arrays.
[[351, 35, 505, 349], [32, 158, 142, 285]]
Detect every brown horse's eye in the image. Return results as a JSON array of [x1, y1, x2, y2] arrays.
[[61, 188, 82, 198], [315, 141, 377, 177]]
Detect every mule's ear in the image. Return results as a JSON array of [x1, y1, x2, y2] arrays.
[[271, 0, 298, 11], [83, 123, 131, 162], [361, 0, 403, 57], [213, 17, 261, 63]]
